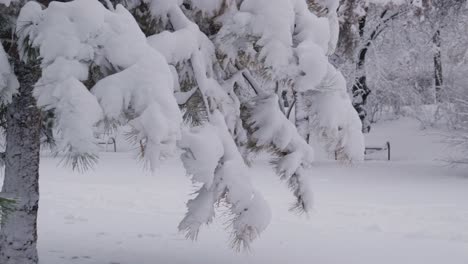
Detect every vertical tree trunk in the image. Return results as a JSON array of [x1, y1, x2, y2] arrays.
[[0, 47, 42, 264], [352, 12, 372, 133], [333, 0, 359, 62], [433, 29, 443, 102]]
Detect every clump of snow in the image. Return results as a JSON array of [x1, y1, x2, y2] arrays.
[[293, 0, 334, 91], [243, 93, 315, 212], [215, 0, 295, 75], [309, 65, 365, 162], [148, 28, 199, 64], [179, 111, 271, 249], [240, 0, 296, 68], [216, 0, 333, 80], [178, 125, 223, 188]]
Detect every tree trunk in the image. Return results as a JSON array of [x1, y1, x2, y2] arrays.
[[333, 0, 359, 62], [0, 47, 42, 264], [433, 29, 443, 102], [352, 12, 372, 133]]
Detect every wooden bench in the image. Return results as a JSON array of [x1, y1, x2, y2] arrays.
[[94, 132, 117, 152], [365, 141, 391, 161]]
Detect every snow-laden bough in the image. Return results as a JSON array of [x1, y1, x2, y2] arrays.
[[16, 0, 182, 170]]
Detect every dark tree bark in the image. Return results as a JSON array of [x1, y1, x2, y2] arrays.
[[334, 0, 360, 61], [294, 91, 313, 143], [351, 7, 404, 133], [433, 29, 443, 102], [0, 15, 42, 264], [352, 10, 372, 133]]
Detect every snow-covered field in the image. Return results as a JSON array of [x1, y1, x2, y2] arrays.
[[8, 118, 468, 264]]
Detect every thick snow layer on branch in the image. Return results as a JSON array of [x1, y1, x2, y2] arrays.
[[147, 6, 215, 67], [240, 0, 296, 68], [293, 0, 332, 91], [148, 3, 245, 144], [246, 94, 313, 158], [244, 94, 314, 212], [0, 44, 18, 104], [314, 0, 340, 54], [17, 1, 104, 165], [148, 28, 199, 64], [52, 78, 102, 155], [309, 64, 365, 162], [18, 0, 182, 169], [179, 111, 271, 249], [216, 0, 334, 89], [179, 125, 223, 188]]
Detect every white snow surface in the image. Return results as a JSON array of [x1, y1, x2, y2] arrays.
[[0, 117, 466, 263]]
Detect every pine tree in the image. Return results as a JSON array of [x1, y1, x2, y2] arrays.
[[0, 0, 366, 261]]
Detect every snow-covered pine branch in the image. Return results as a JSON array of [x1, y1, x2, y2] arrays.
[[17, 0, 182, 171], [128, 0, 268, 247], [214, 0, 364, 162], [178, 111, 271, 251], [146, 0, 248, 144], [308, 64, 365, 162], [141, 0, 363, 221], [241, 93, 315, 213]]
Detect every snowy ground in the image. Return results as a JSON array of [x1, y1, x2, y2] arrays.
[[4, 117, 468, 264]]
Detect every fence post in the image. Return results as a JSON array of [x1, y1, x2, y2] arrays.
[[386, 141, 391, 161]]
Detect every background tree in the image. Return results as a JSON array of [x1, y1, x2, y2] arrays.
[[417, 0, 467, 102], [333, 0, 467, 127]]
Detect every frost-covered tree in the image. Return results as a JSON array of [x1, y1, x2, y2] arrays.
[[0, 0, 363, 262], [332, 0, 413, 132], [334, 0, 468, 126], [414, 0, 467, 102]]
